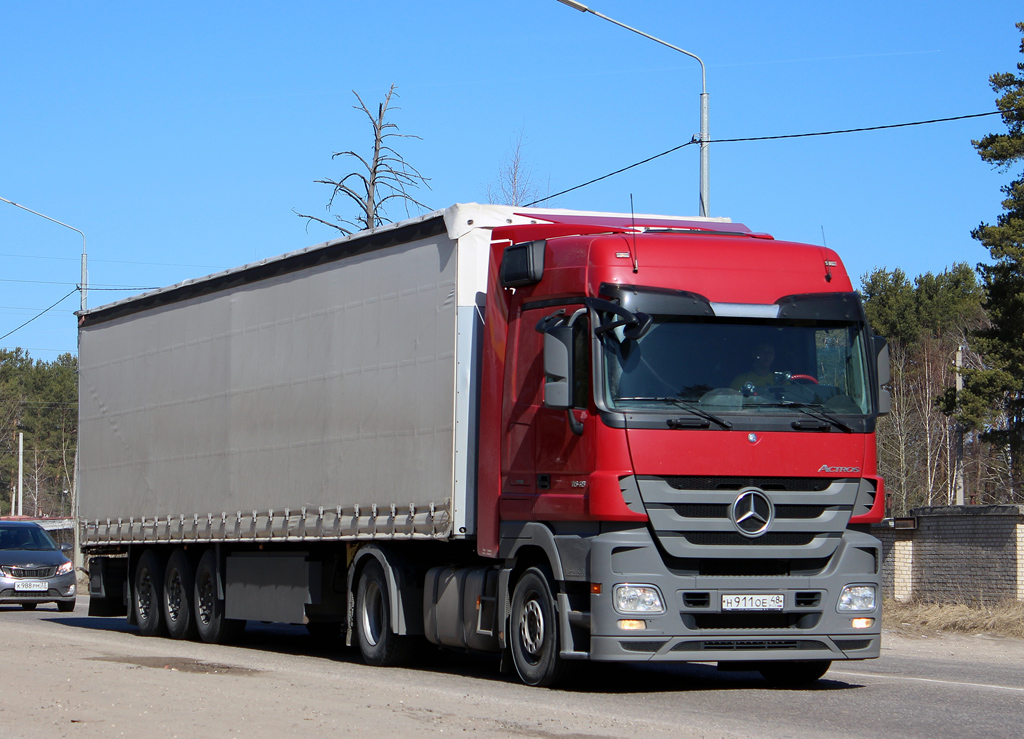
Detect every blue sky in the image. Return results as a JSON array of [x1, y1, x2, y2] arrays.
[[1, 1, 1021, 360]]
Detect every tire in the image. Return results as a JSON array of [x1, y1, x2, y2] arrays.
[[355, 559, 412, 666], [163, 549, 197, 640], [193, 550, 244, 644], [57, 599, 76, 613], [509, 566, 570, 687], [134, 549, 167, 636], [758, 660, 832, 687], [21, 603, 37, 611]]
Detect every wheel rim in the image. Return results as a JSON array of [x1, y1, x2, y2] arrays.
[[519, 595, 545, 661], [137, 572, 154, 622], [197, 572, 214, 626], [166, 571, 183, 623], [361, 580, 383, 647]]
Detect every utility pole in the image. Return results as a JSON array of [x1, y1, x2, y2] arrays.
[[954, 346, 965, 506], [18, 431, 24, 517]]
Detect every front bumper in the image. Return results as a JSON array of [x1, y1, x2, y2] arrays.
[[0, 573, 77, 606], [586, 526, 881, 663]]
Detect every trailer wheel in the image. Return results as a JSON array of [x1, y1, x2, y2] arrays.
[[355, 559, 412, 666], [163, 549, 197, 640], [510, 566, 570, 687], [134, 549, 167, 637], [193, 550, 244, 644], [758, 660, 831, 687]]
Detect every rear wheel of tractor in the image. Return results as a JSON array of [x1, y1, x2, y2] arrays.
[[193, 550, 244, 644], [163, 548, 197, 640], [355, 559, 412, 666], [134, 549, 167, 636], [510, 566, 571, 687], [758, 660, 832, 687]]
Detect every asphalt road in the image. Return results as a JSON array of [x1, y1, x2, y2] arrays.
[[1, 597, 1021, 739]]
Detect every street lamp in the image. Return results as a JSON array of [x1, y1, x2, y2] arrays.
[[556, 0, 710, 217], [0, 196, 88, 310]]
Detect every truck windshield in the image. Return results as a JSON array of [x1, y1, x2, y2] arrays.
[[600, 316, 873, 416]]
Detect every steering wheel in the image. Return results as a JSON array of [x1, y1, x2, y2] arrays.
[[788, 374, 818, 384]]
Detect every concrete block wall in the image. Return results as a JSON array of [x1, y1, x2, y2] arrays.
[[874, 505, 1024, 604]]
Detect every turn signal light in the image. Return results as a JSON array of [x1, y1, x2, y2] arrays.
[[617, 619, 646, 630], [851, 618, 874, 629]]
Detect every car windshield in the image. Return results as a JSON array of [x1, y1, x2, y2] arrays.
[[601, 316, 873, 416], [0, 525, 59, 551]]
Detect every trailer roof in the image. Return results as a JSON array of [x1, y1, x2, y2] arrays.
[[78, 204, 745, 327]]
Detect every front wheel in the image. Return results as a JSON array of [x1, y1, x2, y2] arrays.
[[57, 599, 76, 613], [355, 559, 412, 666], [21, 603, 37, 611], [509, 566, 570, 687], [758, 660, 831, 686]]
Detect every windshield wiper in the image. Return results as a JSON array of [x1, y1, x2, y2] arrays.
[[756, 401, 854, 433], [616, 396, 732, 429]]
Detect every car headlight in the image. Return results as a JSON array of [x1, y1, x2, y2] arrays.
[[837, 585, 876, 612], [613, 584, 665, 614], [56, 561, 74, 576]]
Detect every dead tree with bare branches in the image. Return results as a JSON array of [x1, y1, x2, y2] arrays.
[[296, 84, 430, 234]]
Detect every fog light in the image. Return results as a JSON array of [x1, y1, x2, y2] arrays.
[[613, 584, 665, 614], [618, 619, 646, 630], [851, 618, 874, 629], [837, 585, 876, 612]]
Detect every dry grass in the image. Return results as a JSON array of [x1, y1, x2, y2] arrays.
[[883, 598, 1024, 639]]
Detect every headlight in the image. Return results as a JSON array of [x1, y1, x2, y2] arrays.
[[613, 584, 665, 614], [837, 585, 876, 612], [56, 561, 74, 576]]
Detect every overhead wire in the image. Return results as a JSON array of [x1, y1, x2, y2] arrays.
[[525, 110, 1005, 207]]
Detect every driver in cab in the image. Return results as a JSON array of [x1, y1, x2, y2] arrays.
[[731, 343, 777, 392]]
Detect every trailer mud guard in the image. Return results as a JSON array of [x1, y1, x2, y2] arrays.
[[346, 544, 424, 645]]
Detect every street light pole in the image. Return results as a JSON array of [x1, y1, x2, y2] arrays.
[[556, 0, 710, 217], [0, 196, 88, 310], [0, 196, 86, 567]]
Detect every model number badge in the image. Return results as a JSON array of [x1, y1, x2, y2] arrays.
[[818, 464, 861, 474], [571, 480, 588, 488]]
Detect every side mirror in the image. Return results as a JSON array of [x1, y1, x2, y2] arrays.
[[543, 325, 574, 410], [873, 335, 891, 416], [60, 542, 73, 554]]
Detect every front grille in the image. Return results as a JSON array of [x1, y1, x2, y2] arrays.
[[672, 504, 827, 520], [681, 532, 816, 547], [665, 476, 833, 492], [2, 566, 56, 578], [683, 612, 822, 630], [620, 640, 668, 653], [668, 557, 832, 578], [672, 639, 827, 652], [683, 592, 711, 608]]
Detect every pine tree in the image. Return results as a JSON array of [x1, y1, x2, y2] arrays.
[[949, 23, 1024, 498]]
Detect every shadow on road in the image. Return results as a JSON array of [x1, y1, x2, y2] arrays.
[[31, 608, 865, 694]]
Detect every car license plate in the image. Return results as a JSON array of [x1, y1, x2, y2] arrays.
[[722, 593, 784, 611], [14, 580, 47, 592]]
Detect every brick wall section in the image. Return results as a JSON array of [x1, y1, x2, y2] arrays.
[[873, 505, 1024, 604]]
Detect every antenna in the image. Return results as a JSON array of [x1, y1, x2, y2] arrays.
[[629, 194, 639, 273]]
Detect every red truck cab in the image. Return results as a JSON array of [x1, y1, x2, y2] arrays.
[[478, 213, 887, 685]]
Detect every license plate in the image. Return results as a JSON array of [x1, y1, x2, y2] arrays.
[[14, 580, 47, 592], [722, 593, 784, 611]]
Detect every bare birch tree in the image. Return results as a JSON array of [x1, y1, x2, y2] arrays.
[[296, 84, 430, 234], [486, 129, 544, 206]]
